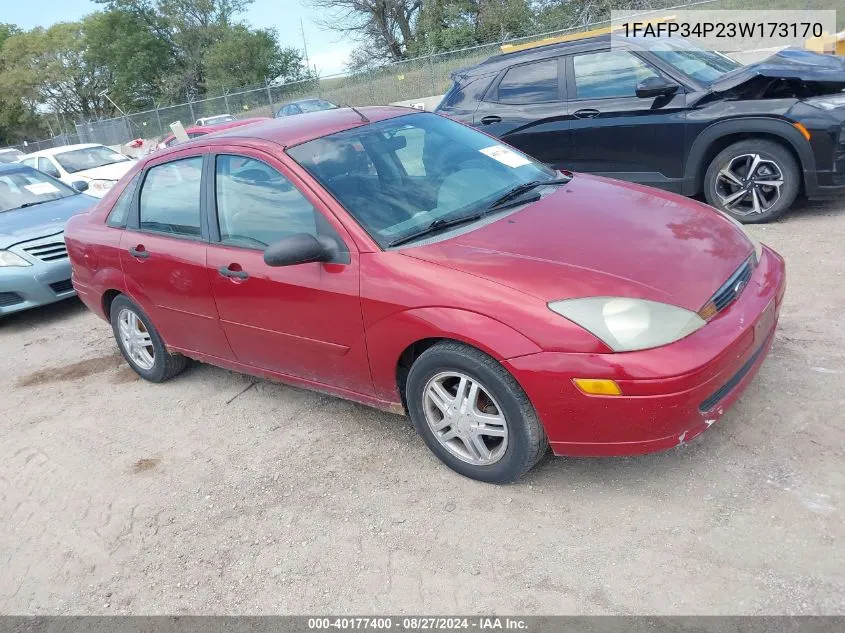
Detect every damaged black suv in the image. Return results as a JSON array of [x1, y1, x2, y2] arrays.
[[436, 35, 845, 222]]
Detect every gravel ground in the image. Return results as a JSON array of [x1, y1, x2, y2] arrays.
[[1, 198, 844, 615]]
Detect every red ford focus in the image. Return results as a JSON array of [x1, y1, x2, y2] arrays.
[[65, 107, 786, 483]]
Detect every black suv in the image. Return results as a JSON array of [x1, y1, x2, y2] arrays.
[[436, 35, 845, 222]]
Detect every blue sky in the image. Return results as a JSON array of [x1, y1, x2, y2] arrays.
[[4, 0, 355, 75]]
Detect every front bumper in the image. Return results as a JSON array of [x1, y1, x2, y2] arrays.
[[504, 246, 786, 457], [0, 236, 75, 316]]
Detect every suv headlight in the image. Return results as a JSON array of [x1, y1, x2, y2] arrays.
[[717, 210, 763, 263], [0, 251, 32, 267], [549, 297, 705, 352]]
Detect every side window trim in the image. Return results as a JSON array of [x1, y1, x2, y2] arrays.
[[565, 48, 667, 102], [207, 150, 350, 263], [127, 152, 210, 242], [489, 56, 565, 104]]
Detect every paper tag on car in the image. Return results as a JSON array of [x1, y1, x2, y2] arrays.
[[24, 182, 60, 195], [480, 145, 531, 168]]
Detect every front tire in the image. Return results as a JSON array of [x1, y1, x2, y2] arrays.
[[703, 139, 799, 223], [405, 341, 547, 483], [110, 295, 188, 382]]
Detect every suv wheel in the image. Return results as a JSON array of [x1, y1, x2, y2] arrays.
[[704, 139, 799, 223], [110, 295, 188, 382], [405, 341, 547, 483]]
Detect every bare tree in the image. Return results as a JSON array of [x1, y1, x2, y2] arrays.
[[309, 0, 422, 62]]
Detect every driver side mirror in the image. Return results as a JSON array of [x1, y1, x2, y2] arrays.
[[71, 180, 89, 192], [636, 76, 680, 99], [263, 234, 340, 267]]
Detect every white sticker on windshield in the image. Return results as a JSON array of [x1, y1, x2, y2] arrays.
[[479, 145, 531, 168], [24, 182, 60, 195]]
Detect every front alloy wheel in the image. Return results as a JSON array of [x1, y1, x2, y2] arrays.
[[714, 153, 784, 216]]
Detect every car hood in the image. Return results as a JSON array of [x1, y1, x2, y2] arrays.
[[401, 175, 753, 312], [707, 48, 845, 98], [71, 160, 136, 181], [0, 193, 96, 249]]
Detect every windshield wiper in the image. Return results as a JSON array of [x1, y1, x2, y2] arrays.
[[388, 213, 489, 247], [485, 177, 570, 211], [387, 176, 571, 248], [18, 200, 51, 209]]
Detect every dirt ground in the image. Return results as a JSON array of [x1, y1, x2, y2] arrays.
[[1, 198, 844, 615]]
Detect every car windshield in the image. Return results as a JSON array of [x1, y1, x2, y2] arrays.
[[298, 100, 336, 113], [0, 149, 24, 164], [0, 166, 78, 212], [53, 146, 130, 174], [287, 113, 557, 247], [648, 40, 742, 84], [201, 115, 235, 126]]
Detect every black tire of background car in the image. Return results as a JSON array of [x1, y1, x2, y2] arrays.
[[109, 294, 188, 383], [405, 341, 548, 483], [704, 139, 800, 224]]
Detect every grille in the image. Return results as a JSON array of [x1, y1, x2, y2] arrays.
[[0, 292, 24, 307], [699, 342, 766, 412], [700, 258, 754, 318], [22, 240, 68, 262], [49, 279, 74, 294]]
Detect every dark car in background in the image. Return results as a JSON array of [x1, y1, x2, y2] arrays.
[[0, 164, 95, 315], [275, 98, 338, 118], [436, 36, 845, 223]]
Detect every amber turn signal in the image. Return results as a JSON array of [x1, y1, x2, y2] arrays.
[[573, 378, 622, 396]]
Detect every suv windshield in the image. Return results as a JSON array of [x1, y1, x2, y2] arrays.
[[648, 40, 742, 84], [54, 146, 130, 174], [287, 113, 557, 247], [0, 166, 78, 212]]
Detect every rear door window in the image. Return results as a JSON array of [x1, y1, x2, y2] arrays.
[[138, 157, 203, 237], [497, 59, 560, 104]]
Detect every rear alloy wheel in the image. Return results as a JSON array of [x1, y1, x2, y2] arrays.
[[704, 139, 799, 223], [406, 341, 547, 483], [109, 295, 188, 382]]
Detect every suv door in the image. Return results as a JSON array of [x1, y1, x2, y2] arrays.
[[204, 149, 373, 395], [472, 57, 571, 169], [120, 152, 235, 359], [565, 49, 688, 191]]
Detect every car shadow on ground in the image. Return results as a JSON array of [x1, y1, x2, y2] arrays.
[[0, 297, 88, 332]]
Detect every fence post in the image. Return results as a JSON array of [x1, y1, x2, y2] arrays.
[[224, 91, 230, 114], [188, 97, 196, 124], [428, 49, 437, 96], [265, 79, 273, 110], [155, 107, 163, 137]]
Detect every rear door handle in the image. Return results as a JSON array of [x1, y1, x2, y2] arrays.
[[480, 115, 502, 125], [218, 265, 249, 280], [128, 246, 150, 259], [573, 109, 600, 119]]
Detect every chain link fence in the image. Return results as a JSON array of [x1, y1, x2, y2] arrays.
[[11, 0, 718, 152]]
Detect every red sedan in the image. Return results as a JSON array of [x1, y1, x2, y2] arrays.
[[65, 107, 786, 483], [156, 117, 270, 150]]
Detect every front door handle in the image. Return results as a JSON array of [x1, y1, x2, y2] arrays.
[[573, 109, 600, 119], [480, 115, 502, 125], [128, 245, 150, 260], [218, 265, 249, 280]]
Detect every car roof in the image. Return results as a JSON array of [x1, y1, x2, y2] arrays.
[[19, 143, 107, 158], [0, 162, 35, 173], [163, 106, 415, 152]]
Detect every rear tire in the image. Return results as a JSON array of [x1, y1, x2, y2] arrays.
[[110, 295, 188, 382], [405, 341, 547, 483], [703, 139, 799, 223]]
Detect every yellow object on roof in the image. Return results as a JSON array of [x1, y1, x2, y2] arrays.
[[500, 15, 677, 54], [805, 30, 845, 56]]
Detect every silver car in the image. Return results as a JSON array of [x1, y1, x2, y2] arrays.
[[0, 164, 96, 316]]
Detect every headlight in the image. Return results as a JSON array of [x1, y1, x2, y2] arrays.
[[548, 297, 705, 352], [0, 251, 32, 267], [88, 179, 116, 193], [717, 210, 763, 263]]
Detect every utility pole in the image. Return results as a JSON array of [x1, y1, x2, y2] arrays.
[[300, 18, 311, 71]]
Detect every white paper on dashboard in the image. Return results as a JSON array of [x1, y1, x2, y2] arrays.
[[24, 182, 60, 195], [479, 145, 531, 168]]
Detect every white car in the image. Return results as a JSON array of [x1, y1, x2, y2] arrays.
[[0, 148, 25, 163], [17, 144, 136, 198], [195, 114, 235, 126]]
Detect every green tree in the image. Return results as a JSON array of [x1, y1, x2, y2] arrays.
[[205, 26, 308, 91]]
